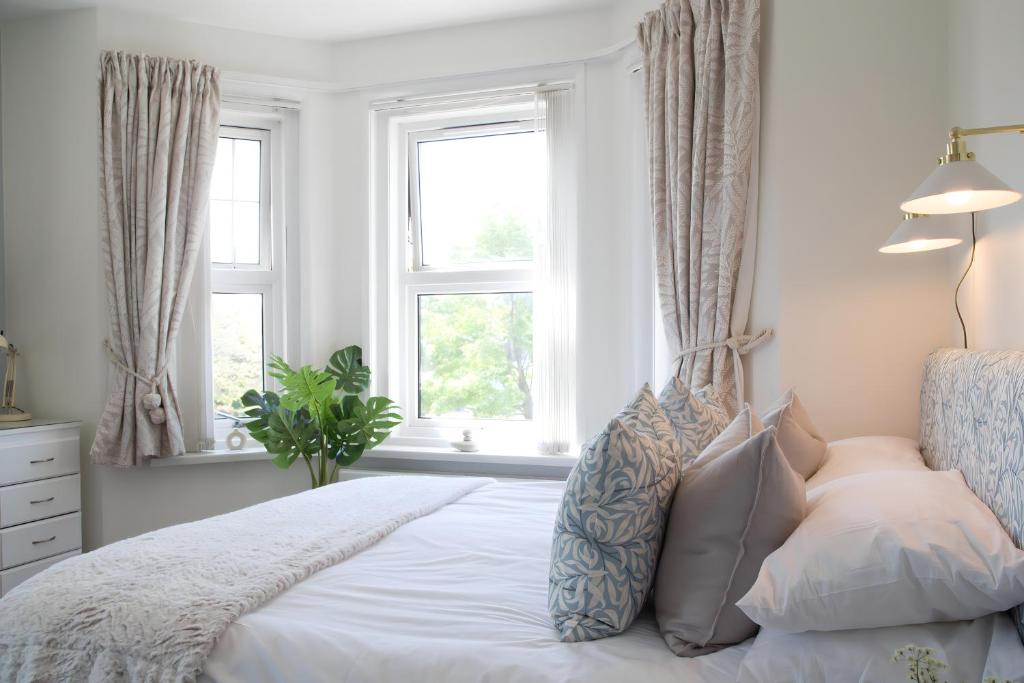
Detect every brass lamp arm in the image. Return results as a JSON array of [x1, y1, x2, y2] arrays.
[[941, 123, 1024, 164], [952, 123, 1024, 139]]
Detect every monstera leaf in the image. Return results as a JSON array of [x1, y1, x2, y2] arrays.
[[243, 388, 320, 469], [268, 355, 336, 416], [327, 346, 371, 394], [341, 396, 402, 449], [265, 407, 320, 469], [240, 390, 280, 443]]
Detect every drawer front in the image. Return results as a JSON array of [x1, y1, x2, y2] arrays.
[[0, 474, 80, 528], [0, 549, 79, 596], [0, 512, 81, 569], [0, 430, 79, 486]]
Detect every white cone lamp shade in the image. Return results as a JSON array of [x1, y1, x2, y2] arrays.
[[900, 158, 1021, 215], [879, 214, 963, 254]]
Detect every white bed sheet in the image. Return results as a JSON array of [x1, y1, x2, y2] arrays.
[[201, 480, 749, 683]]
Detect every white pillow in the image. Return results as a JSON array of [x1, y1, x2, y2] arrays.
[[736, 613, 1024, 683], [736, 469, 1024, 632], [807, 436, 927, 490]]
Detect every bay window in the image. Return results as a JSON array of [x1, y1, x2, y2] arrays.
[[372, 87, 577, 455]]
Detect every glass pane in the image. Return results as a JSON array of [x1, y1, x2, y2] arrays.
[[233, 139, 261, 202], [209, 200, 233, 264], [416, 131, 545, 268], [210, 138, 233, 201], [211, 292, 264, 420], [418, 292, 533, 421], [208, 135, 265, 267], [232, 201, 260, 264]]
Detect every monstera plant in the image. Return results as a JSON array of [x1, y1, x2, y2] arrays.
[[240, 346, 400, 489]]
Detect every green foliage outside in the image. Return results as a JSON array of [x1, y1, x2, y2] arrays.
[[211, 294, 264, 418], [240, 347, 400, 488], [451, 212, 534, 263], [419, 214, 535, 422]]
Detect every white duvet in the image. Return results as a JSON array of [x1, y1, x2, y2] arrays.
[[201, 481, 748, 683], [201, 479, 1024, 683]]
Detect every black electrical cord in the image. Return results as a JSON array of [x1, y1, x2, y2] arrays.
[[953, 212, 977, 349]]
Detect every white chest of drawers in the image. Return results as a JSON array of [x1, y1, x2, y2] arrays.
[[0, 420, 81, 596]]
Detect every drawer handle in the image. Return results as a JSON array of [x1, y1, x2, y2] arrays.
[[32, 535, 56, 545], [30, 496, 55, 505], [29, 457, 55, 464]]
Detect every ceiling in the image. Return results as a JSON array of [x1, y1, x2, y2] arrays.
[[0, 0, 612, 41]]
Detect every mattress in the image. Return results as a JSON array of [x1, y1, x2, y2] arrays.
[[200, 480, 750, 682]]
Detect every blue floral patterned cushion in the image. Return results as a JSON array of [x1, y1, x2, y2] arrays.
[[548, 385, 682, 642], [658, 378, 732, 462]]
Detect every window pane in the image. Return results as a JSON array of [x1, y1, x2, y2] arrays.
[[209, 135, 265, 266], [233, 139, 261, 202], [416, 131, 545, 268], [212, 292, 264, 420], [418, 292, 533, 421], [232, 201, 260, 264], [209, 200, 233, 264], [210, 138, 233, 201]]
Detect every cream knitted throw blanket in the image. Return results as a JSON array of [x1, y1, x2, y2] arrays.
[[0, 475, 492, 682]]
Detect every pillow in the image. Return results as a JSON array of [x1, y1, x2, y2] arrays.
[[657, 378, 731, 462], [736, 613, 1024, 683], [693, 383, 730, 420], [654, 407, 805, 656], [693, 403, 764, 465], [548, 385, 681, 642], [736, 469, 1024, 632], [761, 389, 826, 479], [807, 436, 927, 490]]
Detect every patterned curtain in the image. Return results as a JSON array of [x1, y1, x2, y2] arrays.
[[91, 52, 221, 466], [638, 0, 763, 413]]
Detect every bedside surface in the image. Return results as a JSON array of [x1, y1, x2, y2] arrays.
[[0, 419, 80, 431]]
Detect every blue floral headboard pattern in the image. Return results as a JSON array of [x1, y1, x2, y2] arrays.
[[919, 348, 1024, 642]]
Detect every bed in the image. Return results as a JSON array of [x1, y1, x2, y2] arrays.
[[201, 481, 749, 683], [1, 348, 1024, 682]]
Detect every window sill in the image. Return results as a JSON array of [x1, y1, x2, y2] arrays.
[[148, 444, 575, 479]]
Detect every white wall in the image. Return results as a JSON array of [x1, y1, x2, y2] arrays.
[[748, 0, 953, 440], [946, 0, 1024, 351], [1, 9, 108, 549], [1, 0, 962, 548]]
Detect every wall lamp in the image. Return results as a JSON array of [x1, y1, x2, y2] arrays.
[[881, 124, 1024, 346]]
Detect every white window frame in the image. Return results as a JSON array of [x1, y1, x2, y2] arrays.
[[205, 114, 292, 446], [211, 127, 273, 270], [378, 100, 546, 450]]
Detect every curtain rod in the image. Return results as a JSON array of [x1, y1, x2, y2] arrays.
[[222, 94, 302, 110], [370, 81, 572, 111]]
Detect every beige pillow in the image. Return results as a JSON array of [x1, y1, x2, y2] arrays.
[[693, 403, 764, 464], [761, 389, 826, 478], [655, 409, 805, 656]]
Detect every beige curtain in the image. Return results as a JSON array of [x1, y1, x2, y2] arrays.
[[91, 52, 220, 467], [638, 0, 763, 413]]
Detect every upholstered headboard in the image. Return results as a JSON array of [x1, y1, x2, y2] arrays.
[[919, 348, 1024, 641]]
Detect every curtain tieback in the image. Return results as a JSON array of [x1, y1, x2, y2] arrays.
[[104, 339, 169, 425], [674, 328, 774, 405]]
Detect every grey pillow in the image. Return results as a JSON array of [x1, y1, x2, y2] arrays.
[[657, 378, 731, 462], [655, 410, 805, 656], [548, 385, 682, 642], [761, 389, 826, 479]]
